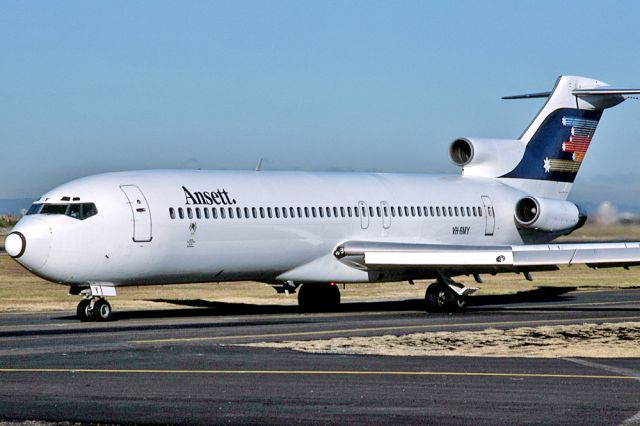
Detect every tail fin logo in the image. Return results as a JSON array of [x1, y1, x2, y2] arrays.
[[502, 108, 602, 183], [542, 116, 599, 174]]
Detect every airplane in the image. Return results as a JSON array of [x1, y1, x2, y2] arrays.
[[5, 75, 640, 322]]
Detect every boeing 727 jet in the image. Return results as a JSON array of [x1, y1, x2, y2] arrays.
[[6, 75, 640, 321]]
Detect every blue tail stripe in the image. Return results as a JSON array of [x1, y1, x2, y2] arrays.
[[501, 108, 602, 183]]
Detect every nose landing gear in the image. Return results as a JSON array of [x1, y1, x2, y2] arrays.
[[74, 285, 116, 322], [76, 297, 113, 322]]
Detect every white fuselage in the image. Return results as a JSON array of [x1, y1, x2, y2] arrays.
[[11, 170, 537, 288]]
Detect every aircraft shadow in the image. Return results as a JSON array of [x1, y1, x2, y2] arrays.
[[48, 286, 638, 323], [102, 286, 583, 320]]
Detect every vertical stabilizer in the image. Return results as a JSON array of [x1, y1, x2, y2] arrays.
[[498, 76, 637, 199]]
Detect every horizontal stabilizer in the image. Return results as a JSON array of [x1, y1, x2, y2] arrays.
[[502, 91, 551, 100], [503, 88, 640, 100], [572, 88, 640, 96]]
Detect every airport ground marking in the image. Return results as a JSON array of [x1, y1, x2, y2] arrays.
[[500, 300, 640, 310], [129, 315, 640, 344], [0, 367, 638, 381]]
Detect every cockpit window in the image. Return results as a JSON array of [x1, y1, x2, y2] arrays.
[[82, 203, 98, 219], [33, 203, 98, 220], [26, 203, 43, 215], [41, 204, 69, 215], [68, 204, 81, 219]]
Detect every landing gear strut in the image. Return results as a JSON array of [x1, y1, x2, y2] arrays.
[[425, 276, 477, 312], [298, 282, 341, 312]]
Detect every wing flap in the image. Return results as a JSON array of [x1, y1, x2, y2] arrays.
[[335, 240, 640, 275]]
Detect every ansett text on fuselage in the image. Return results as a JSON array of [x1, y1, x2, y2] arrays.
[[182, 186, 236, 206]]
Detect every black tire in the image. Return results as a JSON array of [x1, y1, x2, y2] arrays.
[[447, 292, 468, 311], [425, 283, 467, 312], [297, 284, 316, 311], [92, 299, 112, 321], [77, 299, 92, 322], [323, 283, 341, 309], [425, 283, 448, 312], [298, 283, 341, 312]]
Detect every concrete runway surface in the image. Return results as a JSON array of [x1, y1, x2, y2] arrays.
[[0, 288, 639, 425]]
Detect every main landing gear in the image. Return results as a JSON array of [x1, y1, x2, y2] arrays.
[[425, 276, 478, 312], [297, 282, 341, 312]]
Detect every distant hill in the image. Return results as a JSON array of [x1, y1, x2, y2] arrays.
[[0, 198, 34, 215]]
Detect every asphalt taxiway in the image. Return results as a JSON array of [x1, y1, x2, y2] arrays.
[[0, 287, 639, 424]]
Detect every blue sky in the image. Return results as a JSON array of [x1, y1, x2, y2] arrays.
[[2, 0, 640, 208]]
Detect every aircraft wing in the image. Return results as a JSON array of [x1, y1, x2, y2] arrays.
[[334, 240, 640, 276]]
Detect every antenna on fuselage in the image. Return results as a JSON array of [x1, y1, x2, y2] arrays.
[[255, 158, 264, 172]]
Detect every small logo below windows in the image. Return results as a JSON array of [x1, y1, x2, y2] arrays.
[[189, 222, 197, 234]]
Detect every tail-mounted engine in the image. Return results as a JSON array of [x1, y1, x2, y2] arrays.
[[514, 196, 587, 233], [449, 138, 525, 178]]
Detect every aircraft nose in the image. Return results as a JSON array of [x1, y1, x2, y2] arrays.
[[6, 218, 51, 270]]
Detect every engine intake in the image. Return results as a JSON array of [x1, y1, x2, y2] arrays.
[[449, 138, 525, 177], [449, 139, 474, 166], [514, 196, 585, 233]]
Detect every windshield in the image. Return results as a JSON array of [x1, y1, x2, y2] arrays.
[[27, 203, 98, 220]]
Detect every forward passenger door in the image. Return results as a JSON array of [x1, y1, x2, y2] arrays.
[[120, 185, 153, 242]]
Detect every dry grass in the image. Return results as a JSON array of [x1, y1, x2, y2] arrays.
[[1, 224, 640, 313], [241, 322, 640, 358], [0, 214, 19, 230]]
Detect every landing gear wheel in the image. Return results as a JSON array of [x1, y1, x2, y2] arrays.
[[92, 299, 112, 321], [298, 283, 341, 312], [77, 299, 92, 322], [449, 292, 468, 311], [425, 283, 467, 312]]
